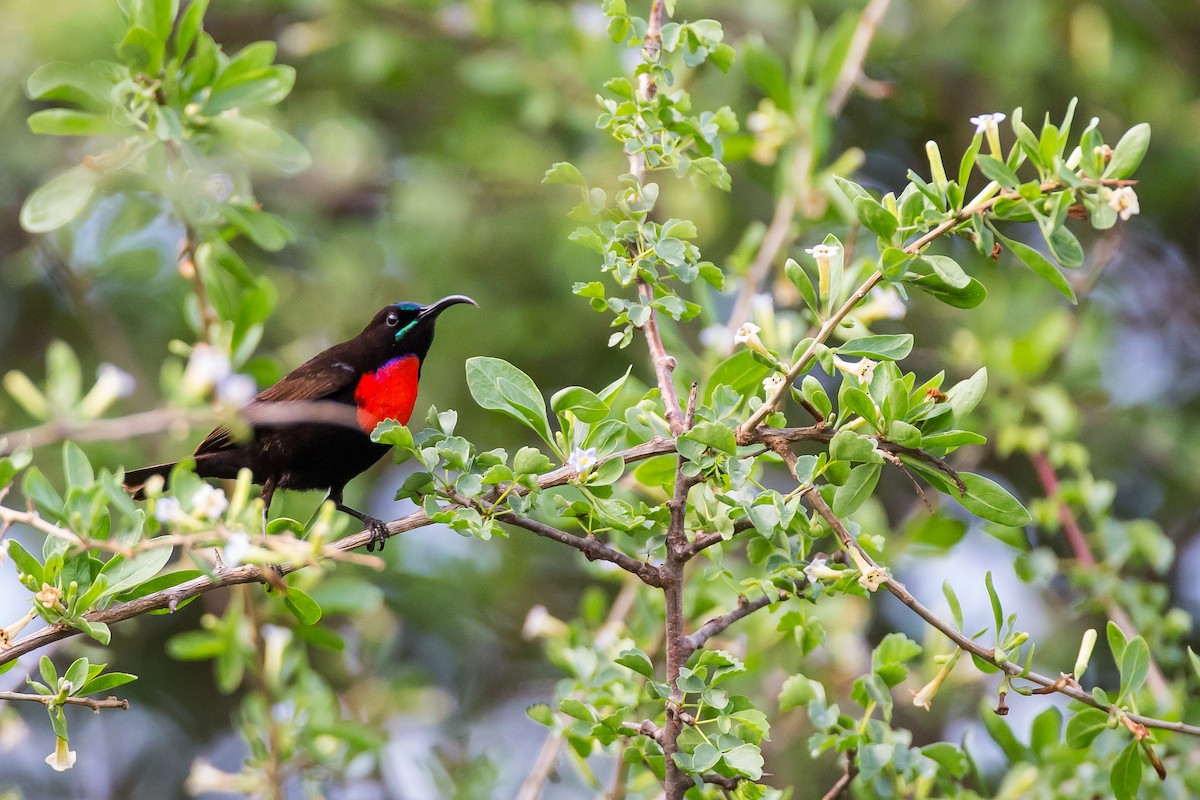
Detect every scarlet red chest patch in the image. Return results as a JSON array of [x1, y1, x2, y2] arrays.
[[354, 355, 419, 432]]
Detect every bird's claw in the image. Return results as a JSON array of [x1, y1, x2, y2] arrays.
[[365, 517, 389, 552]]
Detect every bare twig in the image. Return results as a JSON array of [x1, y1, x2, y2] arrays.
[[1029, 452, 1171, 704], [826, 0, 893, 113], [0, 690, 129, 711], [0, 399, 365, 457], [454, 494, 664, 587], [725, 191, 798, 337], [801, 485, 1200, 737], [682, 591, 786, 658], [819, 771, 851, 800]]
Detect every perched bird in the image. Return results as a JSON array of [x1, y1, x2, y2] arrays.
[[124, 295, 476, 551]]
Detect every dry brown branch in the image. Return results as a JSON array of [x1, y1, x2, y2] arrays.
[[0, 690, 129, 711]]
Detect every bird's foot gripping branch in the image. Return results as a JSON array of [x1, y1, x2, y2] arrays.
[[1, 0, 1191, 798]]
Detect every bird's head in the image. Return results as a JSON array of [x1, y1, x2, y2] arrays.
[[359, 295, 477, 363]]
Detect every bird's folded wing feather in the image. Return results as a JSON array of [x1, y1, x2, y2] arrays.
[[195, 357, 358, 456]]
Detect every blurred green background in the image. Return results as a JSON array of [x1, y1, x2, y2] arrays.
[[1, 1, 1199, 797]]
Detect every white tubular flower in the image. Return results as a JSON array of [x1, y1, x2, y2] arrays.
[[762, 374, 786, 396], [217, 374, 257, 406], [0, 609, 37, 648], [154, 497, 185, 524], [568, 447, 598, 473], [969, 112, 1006, 156], [750, 293, 774, 313], [79, 363, 137, 418], [35, 583, 62, 610], [847, 546, 889, 593], [803, 556, 842, 584], [182, 344, 232, 396], [192, 484, 229, 521], [733, 322, 772, 359], [521, 605, 569, 640], [698, 324, 726, 349], [805, 244, 839, 304], [969, 112, 1006, 135], [856, 287, 907, 324], [832, 355, 877, 385], [1106, 186, 1140, 221], [45, 737, 77, 771], [221, 531, 251, 567], [912, 649, 961, 711]]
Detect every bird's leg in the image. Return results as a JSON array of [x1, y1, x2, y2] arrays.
[[260, 479, 277, 536], [328, 488, 389, 552]]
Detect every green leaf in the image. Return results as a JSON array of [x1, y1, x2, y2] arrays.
[[1105, 123, 1150, 179], [838, 334, 913, 361], [27, 109, 123, 137], [955, 473, 1031, 527], [222, 205, 293, 252], [743, 36, 791, 111], [543, 161, 586, 186], [167, 630, 225, 661], [918, 255, 969, 290], [703, 350, 772, 405], [779, 673, 819, 710], [945, 368, 988, 423], [721, 743, 764, 780], [977, 155, 1021, 189], [283, 587, 323, 625], [984, 571, 1004, 635], [854, 195, 898, 241], [942, 581, 963, 630], [174, 0, 210, 57], [116, 25, 165, 74], [832, 462, 881, 516], [526, 703, 554, 726], [1047, 224, 1085, 268], [99, 547, 172, 599], [39, 656, 58, 687], [994, 230, 1076, 303], [785, 258, 820, 317], [7, 540, 44, 583], [689, 742, 720, 773], [77, 671, 137, 696], [64, 658, 90, 691], [62, 442, 93, 489], [615, 648, 654, 679], [1064, 707, 1109, 748], [683, 421, 737, 456], [1107, 621, 1129, 663], [466, 357, 552, 445], [1118, 635, 1150, 700], [19, 166, 98, 234], [587, 455, 625, 486], [550, 386, 608, 423], [513, 446, 552, 476], [1110, 741, 1143, 800], [203, 66, 296, 115], [829, 430, 879, 463], [25, 61, 113, 109]]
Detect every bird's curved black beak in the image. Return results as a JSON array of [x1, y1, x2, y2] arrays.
[[419, 295, 478, 319]]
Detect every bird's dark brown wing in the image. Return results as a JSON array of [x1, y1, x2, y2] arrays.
[[194, 355, 358, 456]]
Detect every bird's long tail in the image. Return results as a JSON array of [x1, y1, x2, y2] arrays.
[[123, 462, 178, 500]]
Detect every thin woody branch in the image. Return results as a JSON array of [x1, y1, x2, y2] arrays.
[[0, 690, 130, 711], [682, 591, 785, 658], [1030, 452, 1171, 704], [449, 490, 664, 587], [801, 485, 1200, 738], [737, 178, 1136, 441]]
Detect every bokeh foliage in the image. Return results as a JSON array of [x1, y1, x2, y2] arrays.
[[0, 1, 1199, 799]]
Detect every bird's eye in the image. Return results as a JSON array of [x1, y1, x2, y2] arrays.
[[385, 312, 400, 327]]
